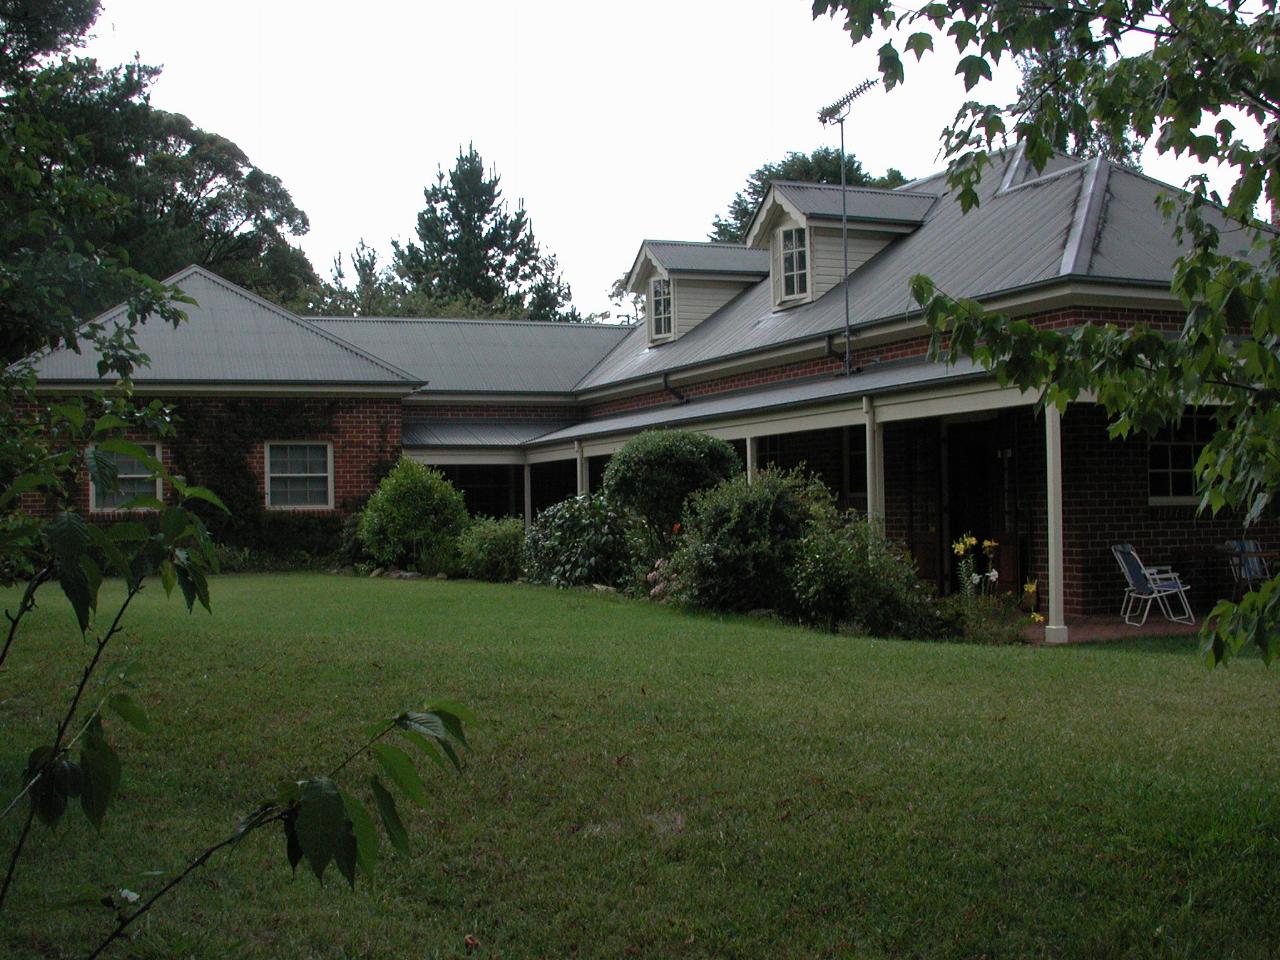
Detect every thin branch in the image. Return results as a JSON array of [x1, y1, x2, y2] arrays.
[[85, 807, 284, 960], [0, 566, 51, 670], [0, 805, 36, 914], [328, 722, 393, 779]]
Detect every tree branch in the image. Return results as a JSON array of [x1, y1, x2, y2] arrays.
[[0, 566, 50, 670]]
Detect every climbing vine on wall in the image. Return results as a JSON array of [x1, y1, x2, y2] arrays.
[[169, 398, 345, 555]]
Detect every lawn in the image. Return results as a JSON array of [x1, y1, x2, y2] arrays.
[[2, 574, 1278, 959]]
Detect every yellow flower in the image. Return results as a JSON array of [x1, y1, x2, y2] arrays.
[[1030, 612, 1045, 623], [964, 534, 978, 547], [952, 540, 967, 556], [982, 538, 999, 551], [1023, 580, 1038, 594]]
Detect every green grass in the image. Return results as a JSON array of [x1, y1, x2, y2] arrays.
[[2, 574, 1278, 959]]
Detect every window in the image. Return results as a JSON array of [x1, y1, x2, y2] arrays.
[[90, 443, 161, 512], [1148, 414, 1212, 504], [781, 227, 808, 298], [651, 278, 672, 337], [266, 442, 333, 509]]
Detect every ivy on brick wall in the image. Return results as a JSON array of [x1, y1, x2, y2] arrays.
[[168, 398, 348, 555]]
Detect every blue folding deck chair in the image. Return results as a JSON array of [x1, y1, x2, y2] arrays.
[[1111, 543, 1195, 627], [1226, 539, 1272, 599]]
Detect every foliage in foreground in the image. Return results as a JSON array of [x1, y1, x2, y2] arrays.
[[814, 0, 1280, 664], [357, 459, 469, 573], [601, 430, 742, 542]]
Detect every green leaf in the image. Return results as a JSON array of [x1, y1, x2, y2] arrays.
[[86, 449, 119, 498], [956, 55, 993, 91], [369, 777, 410, 854], [31, 768, 68, 828], [92, 413, 130, 435], [399, 729, 449, 772], [372, 743, 428, 806], [334, 821, 359, 889], [52, 401, 86, 432], [283, 809, 303, 872], [423, 699, 477, 726], [295, 777, 346, 883], [341, 789, 379, 880], [80, 720, 121, 831], [276, 780, 301, 805], [180, 485, 230, 514], [107, 692, 151, 733], [904, 31, 933, 59]]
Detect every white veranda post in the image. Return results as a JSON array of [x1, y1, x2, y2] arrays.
[[1044, 404, 1069, 643]]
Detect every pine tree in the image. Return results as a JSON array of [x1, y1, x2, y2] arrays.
[[391, 145, 580, 322]]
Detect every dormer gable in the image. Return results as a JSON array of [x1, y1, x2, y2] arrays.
[[744, 181, 938, 309], [625, 240, 768, 345]]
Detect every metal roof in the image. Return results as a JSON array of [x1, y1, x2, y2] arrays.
[[644, 241, 770, 276], [576, 158, 1090, 390], [772, 181, 940, 224], [31, 266, 420, 388], [538, 357, 988, 445], [402, 419, 569, 448], [308, 317, 631, 393]]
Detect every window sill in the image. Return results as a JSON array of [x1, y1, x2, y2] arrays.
[[264, 503, 336, 512]]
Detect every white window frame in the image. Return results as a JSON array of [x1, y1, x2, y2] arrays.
[[89, 442, 163, 513], [780, 226, 809, 300], [650, 277, 673, 339], [1147, 414, 1210, 507], [264, 441, 335, 511]]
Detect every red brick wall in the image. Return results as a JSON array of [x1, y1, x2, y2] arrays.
[[584, 306, 1184, 419], [1058, 404, 1279, 616], [18, 395, 401, 519]]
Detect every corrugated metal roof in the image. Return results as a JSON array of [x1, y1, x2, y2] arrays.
[[540, 358, 987, 445], [576, 162, 1088, 390], [773, 181, 939, 224], [402, 419, 569, 447], [32, 266, 420, 387], [644, 241, 769, 276], [308, 317, 631, 393]]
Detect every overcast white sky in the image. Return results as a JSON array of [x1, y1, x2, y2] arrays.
[[82, 0, 1243, 318]]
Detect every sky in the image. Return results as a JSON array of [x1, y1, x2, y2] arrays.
[[81, 0, 1248, 319]]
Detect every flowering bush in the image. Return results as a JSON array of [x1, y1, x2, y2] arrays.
[[953, 532, 999, 597]]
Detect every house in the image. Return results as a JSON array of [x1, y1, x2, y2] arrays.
[[27, 147, 1278, 641]]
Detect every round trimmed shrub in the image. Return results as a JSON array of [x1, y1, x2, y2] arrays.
[[458, 517, 525, 582], [601, 430, 741, 537], [357, 459, 469, 572], [667, 467, 817, 613], [523, 494, 634, 589]]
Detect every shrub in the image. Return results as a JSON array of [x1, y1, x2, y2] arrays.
[[601, 430, 741, 537], [357, 459, 469, 571], [936, 594, 1029, 645], [791, 509, 944, 638], [459, 517, 526, 582], [667, 468, 818, 613], [523, 494, 634, 589]]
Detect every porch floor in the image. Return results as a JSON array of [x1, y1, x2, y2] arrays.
[[1024, 615, 1201, 645]]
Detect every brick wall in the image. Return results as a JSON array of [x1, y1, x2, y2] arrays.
[[1059, 404, 1279, 616], [584, 306, 1184, 419], [18, 395, 401, 519]]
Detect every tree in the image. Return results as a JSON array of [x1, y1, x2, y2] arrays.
[[392, 145, 583, 322], [709, 146, 908, 243], [1015, 30, 1144, 168], [813, 0, 1280, 664]]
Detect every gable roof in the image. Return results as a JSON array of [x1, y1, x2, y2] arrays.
[[308, 316, 631, 394], [31, 266, 421, 391], [643, 241, 770, 276], [743, 181, 939, 245]]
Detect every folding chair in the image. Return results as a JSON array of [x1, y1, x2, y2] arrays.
[[1111, 543, 1194, 627], [1225, 539, 1272, 599]]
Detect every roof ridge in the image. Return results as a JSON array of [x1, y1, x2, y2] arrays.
[[166, 266, 421, 383], [775, 180, 941, 198], [309, 315, 630, 330], [1059, 156, 1110, 276], [645, 239, 760, 249]]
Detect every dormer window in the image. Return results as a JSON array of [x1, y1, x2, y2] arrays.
[[651, 278, 672, 337], [781, 227, 808, 298]]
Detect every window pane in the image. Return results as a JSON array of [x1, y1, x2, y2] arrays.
[[1150, 472, 1170, 498], [98, 475, 156, 509], [784, 275, 796, 296], [796, 250, 807, 271], [271, 475, 329, 506], [798, 273, 808, 294], [1169, 444, 1194, 471], [1170, 471, 1194, 497], [270, 444, 327, 477]]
